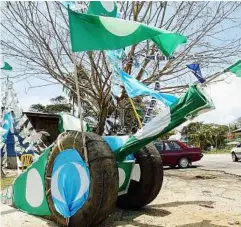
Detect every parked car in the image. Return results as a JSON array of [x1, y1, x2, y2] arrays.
[[154, 140, 203, 168], [231, 143, 241, 162]]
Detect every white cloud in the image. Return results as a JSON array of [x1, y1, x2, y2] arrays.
[[196, 74, 241, 125]]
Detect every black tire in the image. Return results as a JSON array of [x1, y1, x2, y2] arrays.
[[178, 157, 189, 168], [45, 131, 119, 227], [169, 165, 176, 168], [232, 152, 238, 162], [116, 143, 163, 209]]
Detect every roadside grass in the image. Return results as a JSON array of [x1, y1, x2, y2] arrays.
[[204, 148, 230, 154], [1, 176, 16, 190]]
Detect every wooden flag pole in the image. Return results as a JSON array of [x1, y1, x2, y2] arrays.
[[129, 98, 142, 129], [72, 53, 89, 164]]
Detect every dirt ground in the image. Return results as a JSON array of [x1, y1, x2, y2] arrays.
[[1, 168, 241, 227]]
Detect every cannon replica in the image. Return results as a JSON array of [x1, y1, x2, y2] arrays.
[[7, 85, 214, 227], [1, 2, 217, 227]]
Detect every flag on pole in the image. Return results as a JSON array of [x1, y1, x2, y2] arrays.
[[87, 1, 117, 17], [225, 60, 241, 78], [187, 63, 205, 83], [115, 85, 215, 161], [1, 62, 12, 71], [119, 70, 178, 106], [68, 9, 187, 57]]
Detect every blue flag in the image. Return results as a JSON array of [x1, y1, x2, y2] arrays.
[[187, 63, 205, 83], [1, 112, 13, 143], [119, 70, 178, 106]]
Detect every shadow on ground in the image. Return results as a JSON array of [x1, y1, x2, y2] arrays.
[[100, 200, 215, 227], [177, 220, 229, 227]]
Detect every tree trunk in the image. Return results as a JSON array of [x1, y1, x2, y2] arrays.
[[96, 105, 108, 136]]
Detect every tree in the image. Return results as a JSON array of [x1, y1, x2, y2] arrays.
[[1, 1, 241, 135], [181, 122, 229, 150], [30, 104, 46, 113], [30, 96, 71, 114]]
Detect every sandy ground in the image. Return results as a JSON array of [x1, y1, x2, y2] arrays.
[[1, 168, 241, 227]]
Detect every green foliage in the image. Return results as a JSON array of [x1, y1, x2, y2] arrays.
[[29, 96, 71, 114], [30, 104, 46, 112], [159, 130, 176, 140], [181, 122, 229, 150], [50, 95, 67, 104], [45, 104, 71, 113]]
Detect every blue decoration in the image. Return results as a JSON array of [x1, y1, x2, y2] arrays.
[[103, 136, 134, 160], [187, 63, 206, 83], [119, 70, 178, 106], [51, 149, 90, 218], [1, 112, 13, 143]]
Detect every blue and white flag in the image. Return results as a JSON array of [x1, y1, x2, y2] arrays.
[[1, 112, 13, 143], [187, 63, 206, 83], [106, 50, 125, 98], [119, 70, 178, 106]]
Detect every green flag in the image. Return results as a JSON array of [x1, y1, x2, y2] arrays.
[[68, 9, 187, 57], [1, 62, 12, 70], [58, 112, 89, 133], [115, 85, 215, 161], [87, 1, 117, 17], [225, 60, 241, 78], [13, 147, 52, 215]]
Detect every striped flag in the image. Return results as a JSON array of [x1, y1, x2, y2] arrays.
[[115, 85, 215, 161]]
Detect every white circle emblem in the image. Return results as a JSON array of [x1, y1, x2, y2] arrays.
[[26, 168, 44, 207], [101, 1, 115, 12], [99, 17, 140, 37], [118, 168, 126, 187], [72, 162, 90, 202], [51, 165, 66, 203]]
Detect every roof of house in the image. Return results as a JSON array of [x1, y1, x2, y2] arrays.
[[23, 111, 59, 119]]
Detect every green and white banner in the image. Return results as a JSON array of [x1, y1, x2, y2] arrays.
[[12, 146, 52, 215], [87, 1, 117, 17], [225, 60, 241, 78], [58, 112, 91, 133], [115, 85, 215, 161], [118, 160, 135, 195], [68, 9, 186, 57]]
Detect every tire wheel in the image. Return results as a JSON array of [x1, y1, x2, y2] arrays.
[[178, 157, 189, 168], [116, 143, 163, 209], [232, 152, 238, 162], [45, 131, 119, 227]]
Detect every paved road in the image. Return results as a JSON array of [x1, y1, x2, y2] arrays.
[[195, 154, 241, 176]]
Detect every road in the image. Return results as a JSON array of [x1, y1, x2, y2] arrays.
[[195, 154, 241, 176]]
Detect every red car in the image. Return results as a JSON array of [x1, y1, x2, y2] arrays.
[[154, 140, 203, 168]]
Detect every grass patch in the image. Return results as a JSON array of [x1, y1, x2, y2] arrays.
[[1, 176, 16, 190], [204, 148, 230, 154]]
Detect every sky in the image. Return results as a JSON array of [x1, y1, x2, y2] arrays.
[[196, 73, 241, 125]]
